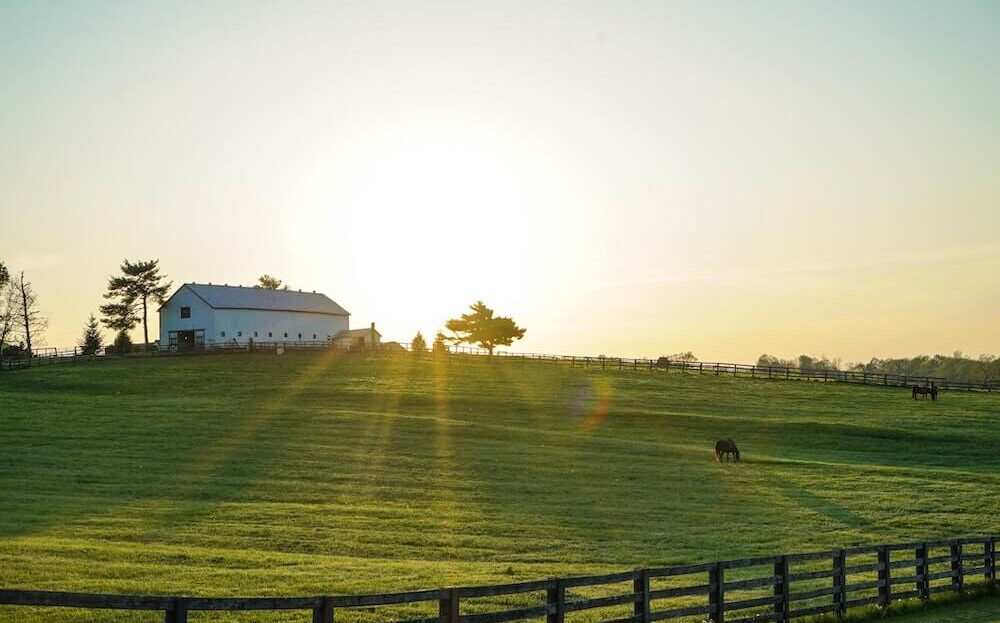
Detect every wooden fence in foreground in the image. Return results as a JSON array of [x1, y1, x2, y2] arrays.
[[2, 536, 996, 622]]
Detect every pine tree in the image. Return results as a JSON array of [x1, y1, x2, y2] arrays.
[[78, 314, 104, 356], [113, 330, 133, 355], [445, 301, 525, 355], [432, 331, 450, 356], [257, 274, 288, 290], [411, 331, 427, 353], [101, 259, 171, 349]]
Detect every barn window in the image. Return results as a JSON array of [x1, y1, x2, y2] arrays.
[[180, 306, 191, 318], [284, 333, 288, 338], [237, 331, 242, 337], [298, 333, 302, 339], [220, 331, 226, 338], [254, 331, 258, 337], [268, 332, 272, 338], [312, 334, 317, 339]]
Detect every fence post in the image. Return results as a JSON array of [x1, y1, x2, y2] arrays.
[[634, 569, 650, 623], [985, 539, 996, 587], [313, 597, 334, 623], [951, 540, 964, 592], [709, 562, 724, 623], [165, 598, 188, 623], [878, 546, 891, 609], [916, 543, 929, 599], [547, 580, 565, 623], [440, 588, 459, 623], [774, 555, 789, 623], [834, 549, 847, 616]]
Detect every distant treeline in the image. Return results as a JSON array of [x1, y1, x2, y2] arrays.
[[756, 352, 1000, 384]]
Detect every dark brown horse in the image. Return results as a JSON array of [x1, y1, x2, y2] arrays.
[[715, 439, 740, 462], [912, 386, 939, 401]]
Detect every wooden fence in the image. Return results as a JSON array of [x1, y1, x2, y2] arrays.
[[1, 536, 995, 622], [3, 340, 997, 392]]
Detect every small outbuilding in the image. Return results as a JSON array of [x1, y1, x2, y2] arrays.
[[333, 325, 382, 351], [158, 283, 356, 350]]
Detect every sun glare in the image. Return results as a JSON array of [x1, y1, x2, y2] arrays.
[[289, 120, 594, 338]]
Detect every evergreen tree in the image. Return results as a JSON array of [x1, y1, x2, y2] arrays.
[[432, 331, 450, 356], [257, 274, 287, 290], [445, 301, 525, 355], [113, 329, 133, 355], [78, 313, 104, 356], [101, 259, 171, 348], [99, 301, 139, 343], [411, 331, 427, 353]]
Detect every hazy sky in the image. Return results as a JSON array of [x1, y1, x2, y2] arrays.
[[2, 0, 998, 362]]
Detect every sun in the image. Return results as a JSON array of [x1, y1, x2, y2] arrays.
[[287, 119, 594, 339]]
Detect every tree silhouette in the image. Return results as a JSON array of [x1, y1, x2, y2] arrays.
[[411, 331, 427, 353], [78, 313, 104, 356], [0, 271, 19, 359], [257, 274, 287, 290], [101, 259, 171, 348], [445, 301, 525, 355], [432, 331, 449, 356], [15, 271, 47, 357]]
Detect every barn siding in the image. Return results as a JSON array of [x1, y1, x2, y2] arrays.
[[209, 309, 348, 345], [159, 287, 216, 345], [159, 285, 350, 348]]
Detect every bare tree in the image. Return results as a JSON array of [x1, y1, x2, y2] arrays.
[[0, 280, 19, 360], [14, 272, 47, 357]]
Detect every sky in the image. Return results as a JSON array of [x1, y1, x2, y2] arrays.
[[2, 0, 998, 362]]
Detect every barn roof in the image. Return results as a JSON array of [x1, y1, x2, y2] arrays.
[[335, 327, 381, 338], [169, 283, 350, 316]]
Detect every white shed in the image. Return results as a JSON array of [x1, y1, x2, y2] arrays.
[[158, 283, 351, 350]]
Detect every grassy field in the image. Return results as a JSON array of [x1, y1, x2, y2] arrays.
[[1, 352, 998, 622]]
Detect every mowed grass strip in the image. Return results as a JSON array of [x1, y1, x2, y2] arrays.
[[1, 353, 998, 622]]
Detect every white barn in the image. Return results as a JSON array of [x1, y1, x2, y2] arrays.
[[158, 283, 373, 350]]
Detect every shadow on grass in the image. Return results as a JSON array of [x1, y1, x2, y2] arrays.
[[804, 584, 1000, 623]]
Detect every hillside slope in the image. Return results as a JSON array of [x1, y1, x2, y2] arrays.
[[1, 353, 998, 620]]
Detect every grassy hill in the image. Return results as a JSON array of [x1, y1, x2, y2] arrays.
[[0, 352, 998, 622]]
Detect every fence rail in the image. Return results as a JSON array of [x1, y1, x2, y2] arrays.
[[3, 340, 997, 392], [1, 536, 995, 622]]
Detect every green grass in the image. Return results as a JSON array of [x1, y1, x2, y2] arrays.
[[1, 353, 998, 622]]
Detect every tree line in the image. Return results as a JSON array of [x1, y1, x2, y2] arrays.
[[4, 256, 998, 384], [757, 352, 1000, 384]]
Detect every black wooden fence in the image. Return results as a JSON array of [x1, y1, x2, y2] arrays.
[[3, 340, 997, 392], [1, 536, 995, 622]]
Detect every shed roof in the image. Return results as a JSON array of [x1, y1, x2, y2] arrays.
[[168, 283, 350, 316], [335, 327, 381, 338]]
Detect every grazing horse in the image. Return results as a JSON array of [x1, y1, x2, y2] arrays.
[[715, 439, 740, 462], [912, 386, 939, 401]]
